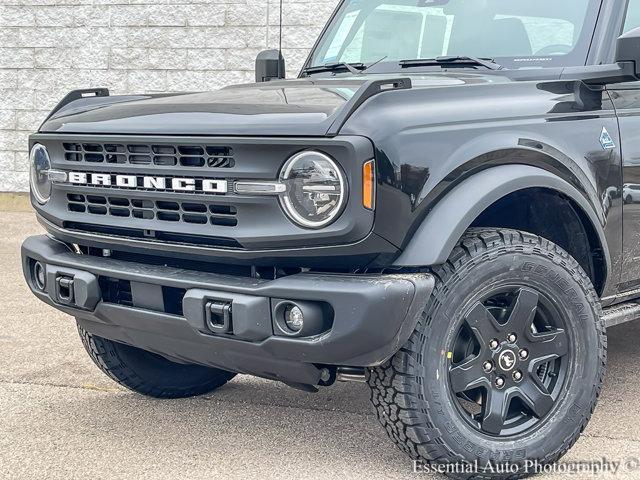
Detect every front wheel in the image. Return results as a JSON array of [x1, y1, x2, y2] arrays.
[[368, 229, 606, 479], [78, 325, 236, 398]]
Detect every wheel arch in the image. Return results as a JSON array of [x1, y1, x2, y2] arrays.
[[393, 164, 610, 294]]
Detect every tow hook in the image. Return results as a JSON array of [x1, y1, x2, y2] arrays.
[[56, 275, 75, 304], [205, 301, 232, 334]]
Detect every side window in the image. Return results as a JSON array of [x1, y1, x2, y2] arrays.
[[624, 0, 640, 33]]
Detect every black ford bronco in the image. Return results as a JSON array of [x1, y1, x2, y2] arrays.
[[21, 0, 640, 477]]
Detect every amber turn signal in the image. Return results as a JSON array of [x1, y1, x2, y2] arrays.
[[362, 160, 375, 210]]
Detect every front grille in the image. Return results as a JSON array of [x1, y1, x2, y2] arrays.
[[33, 133, 372, 254], [67, 194, 238, 227], [63, 142, 235, 168]]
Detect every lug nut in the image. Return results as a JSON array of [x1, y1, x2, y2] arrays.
[[519, 349, 529, 360], [489, 339, 500, 350], [495, 377, 506, 389], [513, 370, 523, 382], [507, 333, 517, 343], [483, 361, 494, 373]]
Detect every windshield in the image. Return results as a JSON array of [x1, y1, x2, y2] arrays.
[[308, 0, 602, 72]]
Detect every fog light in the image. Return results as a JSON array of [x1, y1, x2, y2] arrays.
[[284, 305, 304, 332], [33, 261, 46, 291]]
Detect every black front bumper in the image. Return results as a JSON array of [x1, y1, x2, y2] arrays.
[[22, 235, 434, 386]]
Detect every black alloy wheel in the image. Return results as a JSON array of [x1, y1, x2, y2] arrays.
[[449, 287, 569, 437]]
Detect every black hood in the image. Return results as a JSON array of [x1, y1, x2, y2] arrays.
[[40, 79, 370, 137], [39, 73, 512, 137]]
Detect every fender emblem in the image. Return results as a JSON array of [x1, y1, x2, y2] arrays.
[[600, 127, 616, 150]]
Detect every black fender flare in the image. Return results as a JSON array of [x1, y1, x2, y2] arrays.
[[393, 164, 610, 276]]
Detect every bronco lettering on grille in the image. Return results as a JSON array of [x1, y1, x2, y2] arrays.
[[66, 172, 228, 194]]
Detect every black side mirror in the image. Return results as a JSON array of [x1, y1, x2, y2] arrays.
[[560, 28, 640, 85], [255, 50, 285, 83], [616, 27, 640, 77]]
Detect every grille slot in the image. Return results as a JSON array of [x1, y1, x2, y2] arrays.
[[99, 277, 133, 307], [87, 195, 106, 204], [64, 222, 242, 248], [158, 211, 180, 222], [69, 203, 86, 213], [67, 194, 238, 227], [181, 157, 205, 167], [88, 205, 107, 215], [62, 142, 234, 168], [109, 197, 129, 207], [85, 153, 104, 162], [183, 213, 207, 224], [110, 207, 130, 217]]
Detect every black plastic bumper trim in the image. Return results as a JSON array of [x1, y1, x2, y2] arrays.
[[22, 234, 434, 386]]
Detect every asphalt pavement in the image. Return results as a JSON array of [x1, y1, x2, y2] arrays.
[[1, 211, 640, 479]]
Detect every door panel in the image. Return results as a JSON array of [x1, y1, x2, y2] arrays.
[[610, 83, 640, 286]]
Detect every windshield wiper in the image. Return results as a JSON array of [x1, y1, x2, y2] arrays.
[[303, 56, 389, 76], [400, 56, 502, 71], [302, 62, 366, 75]]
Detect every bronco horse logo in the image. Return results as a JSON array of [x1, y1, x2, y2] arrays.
[[498, 350, 517, 371]]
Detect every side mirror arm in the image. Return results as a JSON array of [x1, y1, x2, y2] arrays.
[[559, 28, 640, 86], [559, 62, 638, 86]]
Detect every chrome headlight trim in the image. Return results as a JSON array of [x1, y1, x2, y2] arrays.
[[278, 150, 347, 229], [234, 181, 287, 195], [29, 143, 53, 205]]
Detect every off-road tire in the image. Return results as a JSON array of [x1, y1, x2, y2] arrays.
[[78, 325, 236, 398], [367, 229, 607, 479]]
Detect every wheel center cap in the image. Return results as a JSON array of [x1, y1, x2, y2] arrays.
[[498, 349, 517, 372]]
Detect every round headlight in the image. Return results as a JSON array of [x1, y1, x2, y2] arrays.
[[29, 144, 52, 204], [279, 151, 347, 228]]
